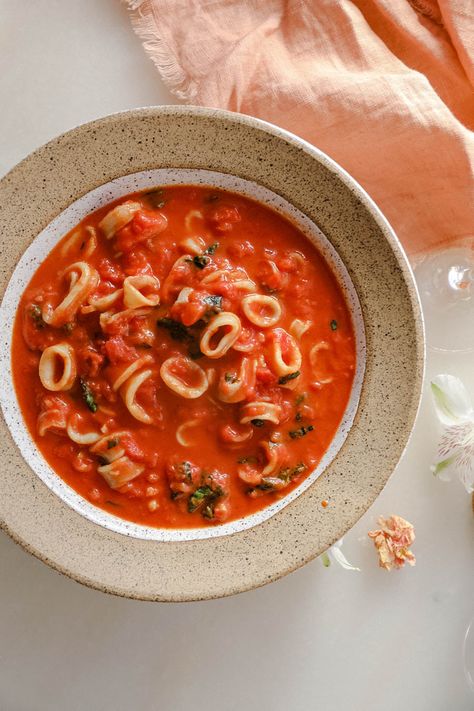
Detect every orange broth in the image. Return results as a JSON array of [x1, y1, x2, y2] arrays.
[[12, 186, 356, 528]]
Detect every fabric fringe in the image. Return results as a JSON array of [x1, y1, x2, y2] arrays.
[[122, 0, 197, 101], [407, 0, 444, 26]]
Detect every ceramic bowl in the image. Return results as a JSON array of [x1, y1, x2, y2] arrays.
[[0, 107, 424, 600]]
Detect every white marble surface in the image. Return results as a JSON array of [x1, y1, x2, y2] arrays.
[[1, 2, 473, 709]]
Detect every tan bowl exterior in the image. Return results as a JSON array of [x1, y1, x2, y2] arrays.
[[0, 107, 424, 601]]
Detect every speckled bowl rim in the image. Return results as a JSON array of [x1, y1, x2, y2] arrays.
[[0, 106, 425, 601]]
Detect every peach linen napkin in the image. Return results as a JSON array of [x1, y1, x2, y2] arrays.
[[124, 0, 474, 257]]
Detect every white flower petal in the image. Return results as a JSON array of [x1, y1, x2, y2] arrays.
[[453, 437, 474, 493], [457, 466, 474, 494], [329, 545, 360, 571], [431, 375, 473, 426], [438, 424, 470, 459], [431, 457, 455, 482]]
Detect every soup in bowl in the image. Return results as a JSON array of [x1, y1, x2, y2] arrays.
[[6, 170, 364, 540]]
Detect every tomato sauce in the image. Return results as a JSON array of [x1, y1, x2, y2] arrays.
[[12, 186, 356, 528]]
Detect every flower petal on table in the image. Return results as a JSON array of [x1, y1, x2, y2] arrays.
[[431, 374, 473, 427]]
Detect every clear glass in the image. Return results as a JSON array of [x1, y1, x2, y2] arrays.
[[412, 238, 474, 353], [463, 616, 474, 694]]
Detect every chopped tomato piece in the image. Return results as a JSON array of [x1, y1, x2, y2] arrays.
[[135, 380, 164, 431], [103, 336, 139, 364], [116, 210, 167, 252], [257, 259, 285, 291], [87, 378, 117, 404], [98, 258, 124, 285], [227, 240, 255, 259], [170, 290, 211, 326], [208, 205, 241, 233], [52, 441, 78, 460], [122, 250, 154, 276], [256, 365, 278, 386], [77, 346, 104, 377]]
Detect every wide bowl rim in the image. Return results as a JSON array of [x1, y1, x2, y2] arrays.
[[0, 105, 425, 601]]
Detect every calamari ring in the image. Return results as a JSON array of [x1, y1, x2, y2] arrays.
[[39, 343, 77, 391], [120, 369, 154, 424], [217, 357, 257, 403], [160, 355, 208, 399], [266, 328, 302, 377], [239, 401, 282, 426], [123, 275, 160, 309], [42, 261, 99, 327], [98, 201, 141, 239], [241, 294, 281, 328], [200, 312, 241, 359]]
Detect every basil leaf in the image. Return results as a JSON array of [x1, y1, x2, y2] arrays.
[[203, 295, 222, 310], [29, 304, 44, 329], [192, 255, 209, 269], [79, 379, 97, 413], [289, 425, 314, 439], [188, 485, 214, 513], [279, 371, 300, 385]]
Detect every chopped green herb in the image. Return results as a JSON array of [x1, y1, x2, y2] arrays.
[[63, 322, 74, 334], [225, 372, 238, 383], [29, 304, 44, 329], [202, 504, 214, 519], [144, 188, 165, 208], [251, 418, 265, 428], [136, 343, 153, 349], [180, 461, 193, 482], [157, 317, 189, 342], [248, 463, 306, 495], [188, 342, 203, 360], [97, 455, 109, 466], [204, 242, 219, 255], [278, 462, 306, 483], [107, 438, 119, 449], [289, 425, 314, 439], [188, 479, 225, 516], [192, 254, 209, 269], [188, 485, 214, 513], [79, 378, 98, 413], [188, 243, 219, 270], [105, 499, 121, 507], [156, 317, 203, 359], [255, 481, 276, 492], [330, 319, 338, 331], [295, 411, 302, 422], [295, 393, 306, 406], [279, 370, 300, 385], [203, 294, 222, 311], [204, 193, 219, 203]]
